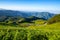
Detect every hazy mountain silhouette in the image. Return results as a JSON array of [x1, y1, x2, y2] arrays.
[[0, 9, 55, 20]]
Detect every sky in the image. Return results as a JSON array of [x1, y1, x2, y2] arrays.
[[0, 0, 60, 13]]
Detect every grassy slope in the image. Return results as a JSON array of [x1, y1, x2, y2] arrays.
[[28, 22, 60, 40], [0, 22, 60, 40], [0, 20, 60, 32]]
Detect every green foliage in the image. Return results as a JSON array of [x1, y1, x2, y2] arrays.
[[0, 27, 60, 40], [0, 22, 59, 40], [47, 14, 60, 24], [33, 20, 46, 25], [18, 23, 33, 27]]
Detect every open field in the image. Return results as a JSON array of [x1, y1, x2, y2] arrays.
[[0, 22, 60, 40]]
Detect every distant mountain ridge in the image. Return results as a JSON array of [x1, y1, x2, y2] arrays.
[[0, 9, 55, 20]]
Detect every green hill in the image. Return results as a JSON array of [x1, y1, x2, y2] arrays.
[[47, 14, 60, 24]]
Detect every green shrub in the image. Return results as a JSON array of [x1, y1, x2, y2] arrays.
[[0, 29, 60, 40]]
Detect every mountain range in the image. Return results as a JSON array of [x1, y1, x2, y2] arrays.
[[0, 9, 55, 20]]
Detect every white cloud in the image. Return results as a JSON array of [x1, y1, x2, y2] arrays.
[[0, 5, 60, 13]]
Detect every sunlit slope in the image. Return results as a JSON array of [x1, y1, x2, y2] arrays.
[[28, 22, 60, 30], [0, 22, 60, 40]]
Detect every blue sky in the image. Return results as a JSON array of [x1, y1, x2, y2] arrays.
[[0, 0, 60, 13]]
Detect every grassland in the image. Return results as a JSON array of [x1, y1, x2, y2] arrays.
[[0, 22, 60, 40]]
